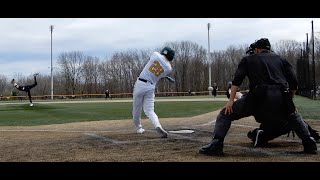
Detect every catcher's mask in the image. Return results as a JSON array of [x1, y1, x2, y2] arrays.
[[160, 46, 175, 61], [246, 42, 256, 55]]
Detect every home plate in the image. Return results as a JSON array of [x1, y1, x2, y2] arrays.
[[168, 130, 195, 134]]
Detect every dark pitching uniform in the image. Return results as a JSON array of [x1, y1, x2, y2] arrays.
[[14, 76, 37, 104]]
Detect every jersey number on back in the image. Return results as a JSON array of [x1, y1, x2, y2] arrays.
[[148, 60, 164, 77]]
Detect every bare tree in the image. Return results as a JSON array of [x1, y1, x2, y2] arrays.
[[211, 45, 248, 91], [273, 40, 301, 72], [31, 74, 50, 96], [3, 39, 312, 98], [98, 59, 112, 94], [0, 74, 8, 96], [82, 56, 100, 94], [163, 41, 207, 93], [57, 51, 85, 95], [104, 49, 150, 94]]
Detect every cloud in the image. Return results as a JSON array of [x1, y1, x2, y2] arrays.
[[0, 18, 316, 77]]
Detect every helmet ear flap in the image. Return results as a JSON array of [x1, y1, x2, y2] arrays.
[[165, 53, 174, 61]]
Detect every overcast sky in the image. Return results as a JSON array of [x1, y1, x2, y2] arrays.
[[0, 18, 317, 78]]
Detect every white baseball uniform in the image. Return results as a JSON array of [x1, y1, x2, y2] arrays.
[[132, 51, 172, 131]]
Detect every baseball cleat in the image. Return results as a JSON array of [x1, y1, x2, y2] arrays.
[[303, 137, 317, 154], [253, 130, 264, 148], [156, 127, 168, 138], [137, 128, 145, 134], [199, 139, 224, 156]]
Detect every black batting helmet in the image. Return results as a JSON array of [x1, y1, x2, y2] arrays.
[[160, 46, 175, 61]]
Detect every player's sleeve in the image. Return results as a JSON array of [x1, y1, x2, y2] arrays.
[[232, 57, 247, 87]]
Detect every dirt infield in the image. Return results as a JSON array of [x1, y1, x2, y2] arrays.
[[0, 108, 319, 162]]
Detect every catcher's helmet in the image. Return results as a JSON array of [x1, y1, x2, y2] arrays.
[[254, 38, 271, 50], [160, 46, 175, 61], [246, 42, 256, 55]]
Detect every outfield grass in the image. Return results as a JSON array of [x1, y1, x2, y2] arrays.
[[294, 96, 320, 119], [0, 95, 319, 126], [0, 101, 226, 126]]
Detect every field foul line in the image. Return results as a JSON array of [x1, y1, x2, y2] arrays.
[[232, 123, 258, 128], [193, 120, 258, 128], [0, 129, 128, 133], [83, 133, 121, 143], [83, 132, 165, 144], [193, 120, 216, 126]]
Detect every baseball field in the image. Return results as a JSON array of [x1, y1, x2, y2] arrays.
[[0, 96, 319, 162]]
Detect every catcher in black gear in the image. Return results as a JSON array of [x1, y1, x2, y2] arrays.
[[245, 42, 320, 146]]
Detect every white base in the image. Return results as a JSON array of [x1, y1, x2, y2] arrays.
[[168, 130, 194, 134]]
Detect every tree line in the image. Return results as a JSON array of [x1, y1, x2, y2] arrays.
[[1, 39, 319, 98]]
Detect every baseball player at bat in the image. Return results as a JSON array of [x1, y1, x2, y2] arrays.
[[132, 46, 175, 138]]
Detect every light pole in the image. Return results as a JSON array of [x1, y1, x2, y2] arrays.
[[311, 20, 316, 100], [50, 25, 54, 100], [207, 23, 213, 95]]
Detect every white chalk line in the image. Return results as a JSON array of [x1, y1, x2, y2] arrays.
[[0, 129, 124, 133], [83, 132, 165, 145], [193, 119, 258, 128]]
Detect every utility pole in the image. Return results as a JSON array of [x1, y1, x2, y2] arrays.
[[50, 25, 54, 100], [207, 23, 212, 95], [311, 20, 316, 100]]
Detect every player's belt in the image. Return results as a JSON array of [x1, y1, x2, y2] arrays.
[[138, 78, 153, 84], [255, 84, 283, 90]]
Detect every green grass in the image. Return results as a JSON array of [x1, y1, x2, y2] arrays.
[[294, 96, 320, 120], [0, 101, 226, 126], [0, 95, 318, 126]]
